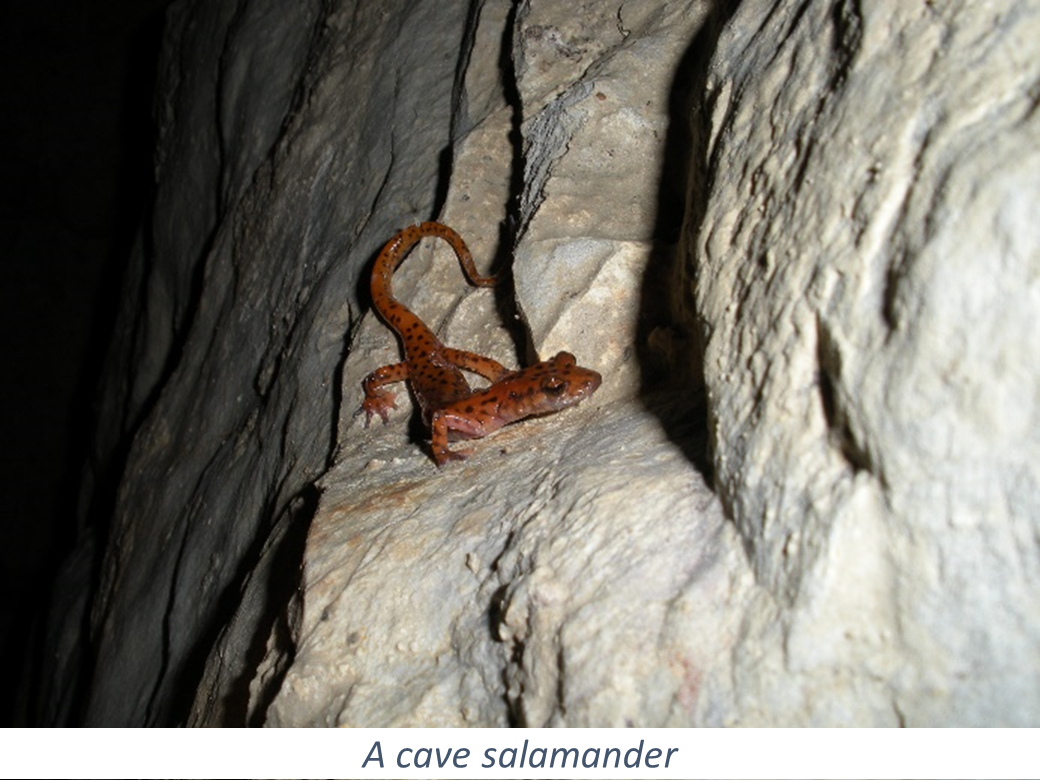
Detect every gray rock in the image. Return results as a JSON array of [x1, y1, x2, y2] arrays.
[[686, 0, 1040, 724]]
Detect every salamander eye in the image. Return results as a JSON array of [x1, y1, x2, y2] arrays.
[[542, 376, 567, 395]]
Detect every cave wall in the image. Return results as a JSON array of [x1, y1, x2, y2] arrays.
[[41, 0, 1040, 725]]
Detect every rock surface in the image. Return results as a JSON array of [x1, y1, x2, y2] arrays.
[[684, 0, 1040, 725], [40, 0, 1039, 725]]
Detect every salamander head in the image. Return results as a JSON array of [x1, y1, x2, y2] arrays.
[[499, 351, 602, 419], [541, 351, 601, 404]]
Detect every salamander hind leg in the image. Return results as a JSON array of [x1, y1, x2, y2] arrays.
[[441, 347, 511, 383]]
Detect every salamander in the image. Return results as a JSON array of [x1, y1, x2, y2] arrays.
[[358, 221, 602, 466]]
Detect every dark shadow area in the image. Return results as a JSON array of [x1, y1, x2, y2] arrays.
[[634, 0, 744, 483], [0, 1, 171, 725], [157, 482, 318, 726], [489, 0, 528, 365], [443, 0, 527, 364], [243, 487, 315, 726]]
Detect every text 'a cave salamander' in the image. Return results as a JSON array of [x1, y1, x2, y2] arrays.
[[358, 221, 601, 466]]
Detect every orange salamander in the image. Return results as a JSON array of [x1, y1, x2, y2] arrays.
[[359, 222, 602, 466]]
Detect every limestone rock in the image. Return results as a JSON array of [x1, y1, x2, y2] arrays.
[[685, 0, 1040, 723]]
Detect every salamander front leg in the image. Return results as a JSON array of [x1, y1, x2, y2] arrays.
[[428, 409, 488, 466], [357, 362, 409, 426]]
